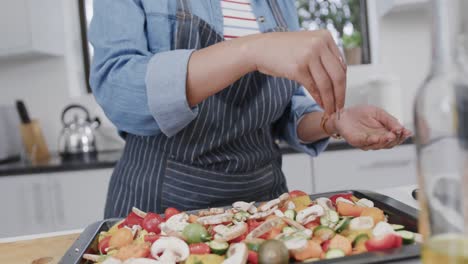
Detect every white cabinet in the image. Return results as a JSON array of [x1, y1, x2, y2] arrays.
[[0, 0, 64, 59], [313, 144, 417, 193], [0, 169, 112, 238], [377, 0, 428, 17], [48, 169, 112, 232], [282, 154, 314, 194]]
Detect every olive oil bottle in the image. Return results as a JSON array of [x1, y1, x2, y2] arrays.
[[414, 0, 468, 263]]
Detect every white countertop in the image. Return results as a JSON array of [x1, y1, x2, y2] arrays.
[[0, 185, 422, 263]]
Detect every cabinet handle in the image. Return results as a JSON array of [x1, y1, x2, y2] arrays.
[[53, 180, 65, 225], [32, 183, 45, 225], [359, 159, 413, 170]]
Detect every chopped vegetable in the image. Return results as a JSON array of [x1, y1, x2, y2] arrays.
[[109, 228, 134, 249], [325, 248, 346, 259], [328, 234, 352, 255], [247, 250, 259, 264], [141, 213, 163, 234], [336, 201, 365, 217], [329, 193, 354, 205], [183, 223, 210, 244], [258, 240, 289, 264], [98, 236, 112, 254], [185, 254, 225, 264], [209, 240, 229, 255], [391, 224, 405, 231], [164, 207, 181, 220], [349, 216, 374, 231], [334, 217, 351, 233], [189, 242, 211, 255], [313, 226, 336, 241], [396, 230, 415, 244], [365, 233, 403, 252], [291, 195, 312, 212], [290, 240, 323, 261], [284, 209, 296, 220], [289, 190, 308, 198], [360, 207, 385, 225]]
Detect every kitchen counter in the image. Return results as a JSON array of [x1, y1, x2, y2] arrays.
[[0, 185, 421, 264], [0, 138, 414, 177]]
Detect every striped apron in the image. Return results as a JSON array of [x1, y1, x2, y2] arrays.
[[104, 0, 301, 218]]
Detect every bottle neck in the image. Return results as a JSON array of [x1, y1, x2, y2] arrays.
[[430, 0, 463, 73]]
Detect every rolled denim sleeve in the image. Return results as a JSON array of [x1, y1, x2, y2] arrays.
[[88, 0, 197, 137], [276, 87, 329, 156]]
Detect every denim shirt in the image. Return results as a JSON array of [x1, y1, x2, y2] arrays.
[[88, 0, 329, 156]]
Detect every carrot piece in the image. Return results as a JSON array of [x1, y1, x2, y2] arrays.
[[188, 214, 199, 223], [360, 207, 385, 225], [336, 202, 365, 217], [328, 234, 352, 255], [291, 240, 323, 261]]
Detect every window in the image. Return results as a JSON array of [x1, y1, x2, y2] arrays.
[[296, 0, 371, 65]]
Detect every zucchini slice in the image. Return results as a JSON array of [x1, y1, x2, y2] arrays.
[[397, 230, 415, 244], [313, 226, 336, 241], [284, 209, 296, 221], [334, 217, 351, 233], [209, 240, 229, 255], [391, 224, 405, 231], [325, 248, 346, 259]]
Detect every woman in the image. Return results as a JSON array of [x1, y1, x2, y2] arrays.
[[89, 0, 411, 218]]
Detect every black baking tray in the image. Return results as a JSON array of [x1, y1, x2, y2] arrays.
[[60, 190, 420, 264]]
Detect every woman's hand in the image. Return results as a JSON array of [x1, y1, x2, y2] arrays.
[[250, 30, 346, 115], [326, 105, 412, 150]]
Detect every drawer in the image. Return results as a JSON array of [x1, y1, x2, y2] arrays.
[[313, 144, 417, 192]]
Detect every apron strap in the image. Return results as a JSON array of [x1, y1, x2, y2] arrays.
[[177, 0, 191, 13], [267, 0, 288, 29]]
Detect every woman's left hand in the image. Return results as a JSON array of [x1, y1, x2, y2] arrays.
[[328, 105, 412, 150]]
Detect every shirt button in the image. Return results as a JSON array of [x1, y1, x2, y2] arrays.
[[258, 16, 266, 23]]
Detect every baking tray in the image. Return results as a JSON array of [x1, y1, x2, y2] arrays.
[[60, 190, 420, 264]]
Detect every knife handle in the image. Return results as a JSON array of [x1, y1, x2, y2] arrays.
[[16, 100, 31, 124]]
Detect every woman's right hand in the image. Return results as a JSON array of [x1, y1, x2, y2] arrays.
[[248, 30, 347, 115]]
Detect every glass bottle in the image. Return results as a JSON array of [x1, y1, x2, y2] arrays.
[[414, 0, 468, 263]]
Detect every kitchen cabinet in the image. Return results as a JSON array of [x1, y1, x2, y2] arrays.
[[282, 153, 314, 194], [313, 144, 417, 193], [0, 0, 64, 59], [0, 169, 112, 238], [377, 0, 428, 17]]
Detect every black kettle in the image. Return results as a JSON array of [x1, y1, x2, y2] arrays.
[[58, 104, 100, 159]]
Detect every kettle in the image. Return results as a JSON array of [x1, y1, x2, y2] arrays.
[[58, 104, 100, 159]]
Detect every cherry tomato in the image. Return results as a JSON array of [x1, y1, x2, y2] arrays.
[[289, 190, 308, 198], [120, 212, 144, 228], [144, 233, 161, 244], [321, 239, 331, 252], [365, 234, 403, 252], [329, 193, 354, 205], [164, 207, 181, 220], [98, 236, 111, 254], [247, 250, 259, 264], [142, 213, 164, 234], [189, 243, 211, 255]]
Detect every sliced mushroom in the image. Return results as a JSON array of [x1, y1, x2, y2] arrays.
[[336, 197, 354, 205], [197, 212, 234, 225], [214, 222, 248, 242], [150, 237, 189, 263], [284, 237, 308, 251], [286, 201, 295, 210], [132, 207, 147, 218], [248, 206, 277, 220], [349, 216, 374, 231], [222, 243, 248, 264], [258, 198, 280, 212], [316, 197, 335, 211], [246, 216, 283, 240], [281, 217, 306, 231], [159, 213, 188, 239], [274, 209, 285, 218], [232, 201, 256, 212], [356, 198, 374, 208], [83, 254, 104, 263], [296, 205, 325, 225], [198, 207, 225, 217], [123, 258, 163, 264], [372, 221, 395, 237], [278, 193, 290, 208]]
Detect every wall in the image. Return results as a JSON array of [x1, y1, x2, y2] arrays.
[[378, 8, 431, 127]]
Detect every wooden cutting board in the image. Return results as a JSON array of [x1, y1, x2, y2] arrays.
[[0, 233, 80, 264]]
